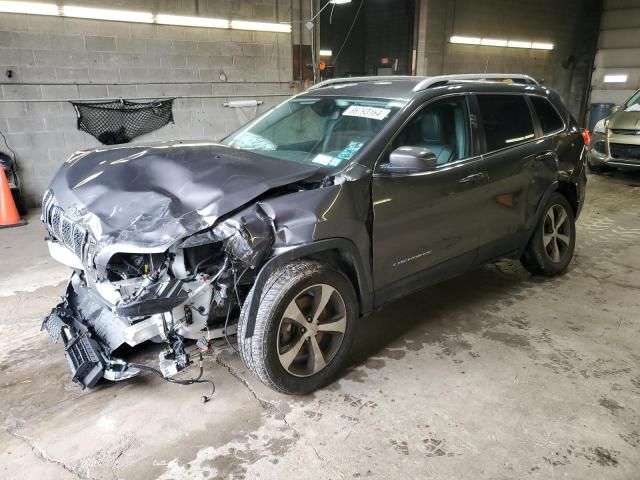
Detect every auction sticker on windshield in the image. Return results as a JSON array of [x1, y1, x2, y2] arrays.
[[343, 105, 391, 120], [312, 154, 334, 166]]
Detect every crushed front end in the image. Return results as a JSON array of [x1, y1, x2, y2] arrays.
[[41, 190, 274, 389]]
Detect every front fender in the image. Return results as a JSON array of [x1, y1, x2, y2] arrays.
[[242, 238, 374, 339]]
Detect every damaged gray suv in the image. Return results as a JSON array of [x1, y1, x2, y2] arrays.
[[42, 74, 588, 394]]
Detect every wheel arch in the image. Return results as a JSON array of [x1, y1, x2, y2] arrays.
[[523, 180, 579, 253], [242, 238, 374, 339], [557, 180, 579, 216]]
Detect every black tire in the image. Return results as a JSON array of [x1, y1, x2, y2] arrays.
[[521, 192, 576, 276], [238, 260, 358, 394]]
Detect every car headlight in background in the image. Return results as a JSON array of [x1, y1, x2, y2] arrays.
[[593, 119, 607, 134]]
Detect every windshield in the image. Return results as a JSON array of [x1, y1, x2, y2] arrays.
[[223, 97, 403, 168], [624, 90, 640, 112]]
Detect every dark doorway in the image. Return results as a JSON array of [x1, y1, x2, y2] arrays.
[[319, 0, 417, 79]]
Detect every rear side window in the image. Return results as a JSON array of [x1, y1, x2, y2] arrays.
[[530, 96, 564, 134], [477, 95, 535, 152]]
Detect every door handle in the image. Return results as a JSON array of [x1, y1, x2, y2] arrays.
[[535, 152, 555, 161], [458, 172, 486, 184]]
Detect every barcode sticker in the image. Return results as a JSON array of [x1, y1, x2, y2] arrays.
[[343, 105, 391, 120]]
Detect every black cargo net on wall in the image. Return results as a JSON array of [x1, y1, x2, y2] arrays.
[[71, 99, 175, 145]]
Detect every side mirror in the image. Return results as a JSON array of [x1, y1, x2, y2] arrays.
[[383, 146, 438, 173]]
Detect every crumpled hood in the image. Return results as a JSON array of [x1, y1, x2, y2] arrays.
[[47, 140, 320, 253]]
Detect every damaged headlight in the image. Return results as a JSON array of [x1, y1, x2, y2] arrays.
[[180, 210, 274, 268], [106, 252, 165, 281]]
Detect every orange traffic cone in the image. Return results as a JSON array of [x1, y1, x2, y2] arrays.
[[0, 167, 26, 229]]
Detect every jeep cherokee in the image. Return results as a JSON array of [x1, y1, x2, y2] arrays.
[[42, 74, 588, 394]]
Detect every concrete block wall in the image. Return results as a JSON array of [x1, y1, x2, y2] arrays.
[[416, 0, 601, 121], [0, 0, 296, 206]]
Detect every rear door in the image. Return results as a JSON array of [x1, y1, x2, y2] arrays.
[[473, 94, 556, 260], [372, 95, 488, 304]]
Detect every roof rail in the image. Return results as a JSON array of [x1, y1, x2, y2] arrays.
[[413, 73, 539, 92], [309, 75, 418, 91]]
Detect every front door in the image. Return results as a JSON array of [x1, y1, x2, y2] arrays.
[[372, 95, 487, 305]]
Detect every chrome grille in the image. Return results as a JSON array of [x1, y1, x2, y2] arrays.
[[42, 191, 87, 260]]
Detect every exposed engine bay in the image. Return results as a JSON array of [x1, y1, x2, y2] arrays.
[[42, 195, 277, 388], [39, 139, 369, 390]]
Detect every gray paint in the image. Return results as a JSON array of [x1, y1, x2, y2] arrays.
[[41, 78, 587, 388], [47, 140, 321, 275]]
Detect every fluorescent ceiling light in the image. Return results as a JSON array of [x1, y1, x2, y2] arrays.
[[507, 40, 532, 48], [231, 20, 291, 33], [481, 38, 507, 47], [532, 42, 554, 50], [0, 1, 58, 15], [604, 74, 628, 83], [450, 36, 481, 45], [319, 49, 332, 56], [62, 6, 153, 23], [451, 35, 554, 50], [0, 3, 292, 32], [156, 14, 228, 29], [330, 0, 352, 4]]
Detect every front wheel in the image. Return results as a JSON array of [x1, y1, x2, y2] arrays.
[[238, 260, 358, 394], [521, 192, 576, 276]]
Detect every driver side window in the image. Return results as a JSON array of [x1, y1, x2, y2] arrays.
[[386, 96, 470, 167]]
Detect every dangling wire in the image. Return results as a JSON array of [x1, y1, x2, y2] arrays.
[[128, 352, 215, 403], [223, 264, 250, 353], [333, 0, 364, 64], [223, 300, 238, 353], [0, 128, 16, 161]]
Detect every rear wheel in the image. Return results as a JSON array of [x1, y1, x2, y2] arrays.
[[238, 260, 358, 394], [521, 192, 576, 276]]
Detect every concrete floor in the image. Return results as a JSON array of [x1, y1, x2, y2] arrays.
[[1, 171, 639, 480]]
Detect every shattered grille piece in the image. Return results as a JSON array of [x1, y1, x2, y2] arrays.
[[42, 312, 64, 343], [71, 98, 175, 145]]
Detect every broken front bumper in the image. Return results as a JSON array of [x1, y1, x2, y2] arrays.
[[42, 291, 138, 389], [42, 271, 237, 388], [42, 272, 176, 388]]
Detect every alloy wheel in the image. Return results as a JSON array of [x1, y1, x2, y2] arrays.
[[543, 204, 572, 263], [277, 284, 347, 377]]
